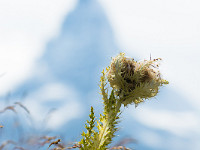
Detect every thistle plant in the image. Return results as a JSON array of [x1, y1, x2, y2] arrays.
[[79, 53, 168, 150]]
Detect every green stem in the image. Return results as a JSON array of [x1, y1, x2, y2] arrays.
[[96, 100, 122, 149]]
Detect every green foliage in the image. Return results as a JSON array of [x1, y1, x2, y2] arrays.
[[79, 53, 168, 149], [80, 106, 96, 150], [80, 71, 120, 150]]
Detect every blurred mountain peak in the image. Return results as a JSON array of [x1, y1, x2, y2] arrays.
[[41, 0, 118, 92], [11, 0, 118, 96]]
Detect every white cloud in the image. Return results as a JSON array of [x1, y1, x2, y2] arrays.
[[23, 82, 83, 129], [99, 0, 200, 48], [46, 101, 82, 129], [0, 0, 77, 95], [31, 83, 78, 102], [130, 106, 200, 137]]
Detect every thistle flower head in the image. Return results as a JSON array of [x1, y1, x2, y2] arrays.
[[106, 53, 168, 106]]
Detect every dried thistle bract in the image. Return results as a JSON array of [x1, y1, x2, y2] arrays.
[[107, 53, 168, 106]]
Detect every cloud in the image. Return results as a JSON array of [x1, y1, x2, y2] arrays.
[[23, 82, 83, 129], [45, 101, 82, 129], [0, 0, 77, 95], [130, 106, 200, 137], [31, 83, 78, 102], [99, 0, 200, 48]]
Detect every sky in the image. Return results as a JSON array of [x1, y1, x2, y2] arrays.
[[99, 0, 200, 108], [0, 0, 200, 149]]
